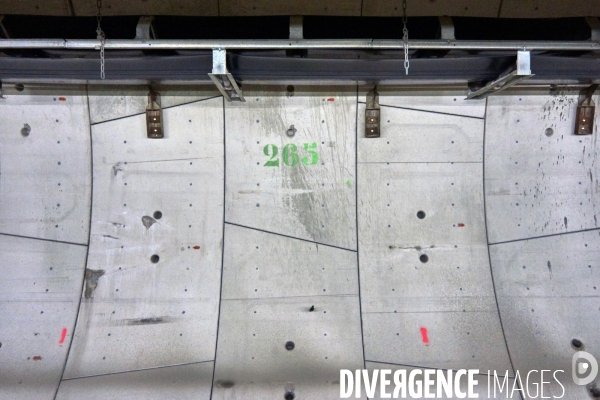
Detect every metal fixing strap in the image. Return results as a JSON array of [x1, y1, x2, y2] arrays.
[[466, 50, 534, 100], [136, 16, 155, 40], [365, 86, 381, 138], [575, 84, 598, 135], [208, 49, 245, 102]]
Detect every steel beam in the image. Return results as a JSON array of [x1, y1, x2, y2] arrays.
[[0, 38, 599, 51]]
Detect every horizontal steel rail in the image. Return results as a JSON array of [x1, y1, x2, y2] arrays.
[[0, 38, 599, 51]]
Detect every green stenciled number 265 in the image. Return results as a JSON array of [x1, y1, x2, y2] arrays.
[[263, 143, 319, 167]]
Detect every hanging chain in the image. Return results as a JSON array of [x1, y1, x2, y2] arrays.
[[96, 0, 106, 79], [402, 0, 409, 75]]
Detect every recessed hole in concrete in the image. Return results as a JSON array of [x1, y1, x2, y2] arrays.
[[153, 211, 162, 220], [216, 380, 235, 388], [284, 391, 295, 400], [286, 124, 297, 137], [151, 255, 160, 263], [285, 341, 295, 351], [420, 254, 429, 263], [21, 123, 31, 137], [15, 83, 24, 92], [545, 127, 554, 137], [572, 338, 583, 349], [417, 211, 426, 219], [287, 85, 294, 93]]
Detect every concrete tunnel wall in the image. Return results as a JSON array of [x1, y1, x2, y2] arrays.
[[0, 84, 598, 400]]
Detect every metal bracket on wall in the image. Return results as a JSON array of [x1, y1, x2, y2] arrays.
[[466, 51, 534, 100], [365, 86, 380, 138], [575, 84, 598, 135], [586, 17, 600, 41], [0, 15, 9, 39], [208, 49, 245, 102], [290, 16, 303, 40], [146, 90, 164, 138], [135, 16, 156, 39], [438, 16, 454, 40]]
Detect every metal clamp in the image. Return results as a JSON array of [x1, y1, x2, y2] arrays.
[[146, 90, 163, 138], [135, 16, 156, 40], [0, 15, 9, 39], [365, 86, 380, 138], [586, 17, 600, 42], [467, 51, 534, 100], [208, 49, 245, 102], [438, 16, 454, 40], [575, 84, 598, 135]]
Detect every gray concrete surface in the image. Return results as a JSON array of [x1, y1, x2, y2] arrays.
[[0, 85, 598, 399]]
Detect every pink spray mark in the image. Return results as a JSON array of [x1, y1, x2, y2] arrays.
[[59, 328, 67, 344], [420, 327, 429, 345]]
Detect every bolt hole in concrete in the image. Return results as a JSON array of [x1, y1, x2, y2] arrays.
[[21, 123, 31, 137], [420, 254, 429, 263], [572, 338, 583, 349], [285, 341, 295, 351], [150, 254, 160, 263], [545, 127, 554, 137], [153, 211, 162, 219], [284, 391, 295, 400], [14, 83, 24, 92], [286, 124, 297, 137], [417, 210, 426, 219], [286, 85, 294, 93]]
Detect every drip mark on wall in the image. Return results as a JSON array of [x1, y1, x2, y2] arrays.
[[84, 269, 105, 299], [142, 216, 156, 229]]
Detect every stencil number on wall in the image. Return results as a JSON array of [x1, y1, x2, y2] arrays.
[[263, 143, 319, 167]]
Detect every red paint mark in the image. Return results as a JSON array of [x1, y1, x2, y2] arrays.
[[458, 223, 465, 227], [420, 327, 429, 345], [327, 98, 335, 102], [33, 356, 42, 361], [193, 246, 200, 250], [59, 328, 67, 344], [58, 97, 67, 101]]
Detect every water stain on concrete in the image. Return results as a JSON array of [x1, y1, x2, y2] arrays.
[[84, 269, 105, 299]]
